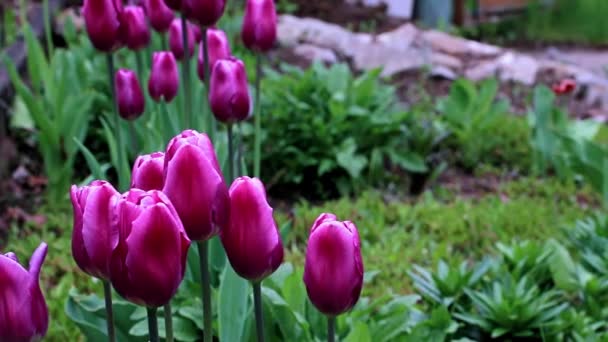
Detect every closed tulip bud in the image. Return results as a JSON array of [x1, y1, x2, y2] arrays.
[[70, 181, 120, 280], [149, 51, 179, 102], [182, 0, 226, 27], [163, 0, 181, 11], [197, 28, 231, 81], [0, 243, 49, 342], [169, 18, 196, 60], [143, 0, 174, 32], [131, 152, 165, 191], [209, 58, 251, 123], [242, 0, 277, 52], [83, 0, 123, 52], [121, 5, 151, 50], [110, 189, 191, 307], [221, 177, 283, 281], [115, 69, 145, 121], [303, 213, 364, 316], [163, 130, 229, 241]]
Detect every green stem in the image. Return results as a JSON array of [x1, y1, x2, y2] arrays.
[[327, 316, 335, 342], [147, 307, 159, 342], [164, 303, 174, 342], [237, 123, 244, 176], [135, 49, 145, 89], [180, 16, 192, 129], [198, 241, 213, 342], [253, 282, 265, 342], [102, 281, 116, 342], [42, 0, 53, 56], [227, 124, 234, 181], [107, 53, 128, 191], [161, 33, 168, 50], [253, 53, 262, 178], [129, 120, 139, 156], [201, 25, 216, 142]]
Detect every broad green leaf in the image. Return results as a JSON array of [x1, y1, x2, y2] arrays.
[[74, 138, 106, 180], [344, 322, 372, 342], [218, 264, 250, 341]]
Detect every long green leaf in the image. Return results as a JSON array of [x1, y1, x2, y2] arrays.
[[218, 264, 250, 341]]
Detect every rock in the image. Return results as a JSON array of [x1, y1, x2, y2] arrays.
[[420, 30, 501, 57], [465, 60, 499, 81], [376, 23, 418, 51], [430, 65, 457, 80], [292, 44, 338, 64], [352, 44, 424, 77], [497, 52, 539, 85], [277, 15, 353, 51], [431, 52, 463, 70]]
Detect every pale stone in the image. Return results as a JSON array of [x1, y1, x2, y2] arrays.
[[292, 44, 338, 64], [420, 30, 501, 57], [465, 60, 499, 81], [431, 53, 464, 70], [497, 53, 539, 85], [376, 23, 418, 51]]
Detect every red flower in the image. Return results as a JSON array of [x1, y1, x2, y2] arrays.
[[552, 79, 576, 95]]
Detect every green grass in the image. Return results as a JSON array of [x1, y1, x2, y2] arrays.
[[280, 177, 597, 297]]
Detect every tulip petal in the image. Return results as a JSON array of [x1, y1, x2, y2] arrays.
[[82, 186, 116, 278]]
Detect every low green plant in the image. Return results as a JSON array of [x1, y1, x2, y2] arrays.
[[257, 62, 429, 199]]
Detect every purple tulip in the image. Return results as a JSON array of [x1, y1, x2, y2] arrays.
[[121, 5, 151, 50], [131, 152, 165, 191], [143, 0, 174, 32], [197, 27, 231, 81], [115, 69, 145, 121], [303, 213, 364, 316], [190, 23, 203, 43], [70, 180, 120, 280], [163, 130, 229, 241], [221, 177, 283, 281], [110, 189, 191, 307], [209, 57, 251, 123], [149, 51, 179, 102], [163, 0, 181, 11], [182, 0, 226, 27], [0, 243, 49, 342], [83, 0, 123, 52], [242, 0, 277, 52], [169, 18, 196, 60]]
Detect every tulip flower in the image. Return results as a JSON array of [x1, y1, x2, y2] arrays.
[[182, 0, 226, 27], [121, 5, 151, 50], [143, 0, 174, 32], [221, 177, 283, 281], [169, 18, 196, 60], [110, 189, 191, 307], [163, 130, 229, 241], [242, 0, 277, 52], [132, 152, 165, 191], [552, 78, 576, 95], [83, 0, 123, 52], [197, 28, 231, 81], [163, 0, 181, 11], [149, 51, 179, 102], [209, 58, 251, 124], [303, 213, 364, 316], [115, 69, 145, 121], [0, 243, 49, 342], [71, 180, 120, 280], [190, 23, 203, 43]]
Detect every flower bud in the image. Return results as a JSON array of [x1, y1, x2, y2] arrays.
[[115, 69, 145, 121], [143, 0, 174, 32], [0, 243, 49, 342], [149, 51, 179, 102], [209, 57, 251, 123], [163, 130, 229, 241], [169, 18, 196, 60], [221, 177, 283, 281], [83, 0, 123, 52], [163, 0, 181, 11], [121, 5, 151, 50], [197, 27, 231, 81], [303, 213, 364, 316], [242, 0, 277, 52], [131, 152, 165, 191], [71, 180, 120, 280], [110, 190, 191, 307], [182, 0, 226, 27]]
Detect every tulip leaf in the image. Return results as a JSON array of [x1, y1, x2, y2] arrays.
[[218, 264, 250, 342], [336, 138, 368, 179], [344, 322, 372, 342], [74, 138, 106, 180]]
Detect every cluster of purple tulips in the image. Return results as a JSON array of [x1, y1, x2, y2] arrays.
[[0, 0, 365, 341]]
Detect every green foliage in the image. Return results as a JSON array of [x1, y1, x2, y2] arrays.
[[437, 78, 530, 171], [257, 62, 430, 199]]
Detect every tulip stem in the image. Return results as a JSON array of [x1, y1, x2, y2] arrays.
[[102, 280, 116, 342], [227, 124, 234, 181], [253, 52, 262, 178], [253, 282, 265, 342], [161, 34, 168, 50], [180, 15, 192, 129], [198, 241, 213, 342], [136, 50, 145, 92], [201, 25, 216, 142], [164, 303, 174, 342], [327, 316, 336, 342], [147, 307, 159, 342], [107, 53, 128, 192], [129, 120, 139, 156], [237, 123, 244, 176]]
